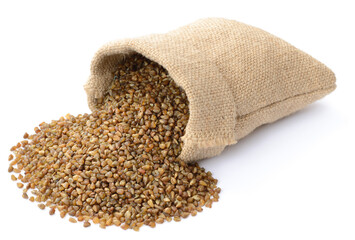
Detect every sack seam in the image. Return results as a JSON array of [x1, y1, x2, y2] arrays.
[[236, 84, 336, 120]]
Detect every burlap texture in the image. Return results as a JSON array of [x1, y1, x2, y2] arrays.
[[84, 18, 336, 162]]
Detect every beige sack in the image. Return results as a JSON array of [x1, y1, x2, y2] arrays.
[[84, 18, 336, 162]]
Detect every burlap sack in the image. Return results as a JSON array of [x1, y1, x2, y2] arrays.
[[84, 18, 336, 162]]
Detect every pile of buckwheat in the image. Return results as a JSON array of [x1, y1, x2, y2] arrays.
[[8, 54, 220, 231]]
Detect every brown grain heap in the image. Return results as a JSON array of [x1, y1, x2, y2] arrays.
[[8, 54, 220, 230]]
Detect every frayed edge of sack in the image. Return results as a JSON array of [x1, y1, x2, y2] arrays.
[[181, 135, 237, 149]]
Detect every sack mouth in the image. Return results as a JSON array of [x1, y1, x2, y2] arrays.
[[85, 40, 237, 161]]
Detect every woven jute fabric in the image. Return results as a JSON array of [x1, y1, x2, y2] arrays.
[[84, 18, 336, 162]]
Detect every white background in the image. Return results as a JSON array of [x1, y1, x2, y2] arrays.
[[0, 1, 354, 239]]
